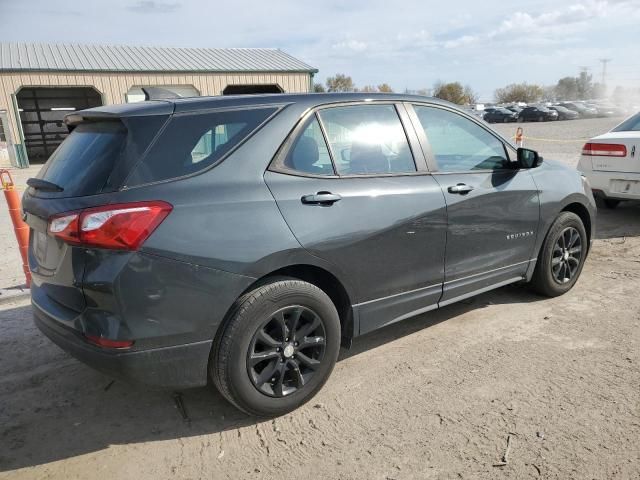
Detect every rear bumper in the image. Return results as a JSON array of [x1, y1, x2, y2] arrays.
[[585, 170, 640, 201], [34, 303, 212, 389]]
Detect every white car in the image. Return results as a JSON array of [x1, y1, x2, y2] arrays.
[[578, 112, 640, 208]]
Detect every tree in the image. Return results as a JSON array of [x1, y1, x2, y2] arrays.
[[555, 77, 578, 100], [313, 83, 326, 93], [433, 81, 477, 105], [377, 83, 393, 93], [360, 85, 377, 93], [326, 73, 356, 92], [494, 83, 544, 103]]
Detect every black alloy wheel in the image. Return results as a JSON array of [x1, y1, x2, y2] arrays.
[[247, 306, 326, 397], [551, 227, 583, 284]]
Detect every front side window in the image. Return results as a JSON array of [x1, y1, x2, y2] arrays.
[[126, 107, 277, 185], [318, 104, 416, 175], [283, 116, 334, 175], [413, 105, 510, 172]]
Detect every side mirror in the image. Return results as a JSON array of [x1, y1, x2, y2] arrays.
[[517, 147, 543, 169]]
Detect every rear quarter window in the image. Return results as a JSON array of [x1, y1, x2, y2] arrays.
[[125, 107, 278, 186]]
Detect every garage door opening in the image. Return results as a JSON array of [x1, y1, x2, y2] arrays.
[[222, 84, 283, 95], [16, 87, 102, 162], [126, 85, 200, 103]]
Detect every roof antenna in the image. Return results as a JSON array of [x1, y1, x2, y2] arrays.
[[141, 87, 181, 100]]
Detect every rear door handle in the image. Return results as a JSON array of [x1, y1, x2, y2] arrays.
[[301, 191, 342, 205], [447, 183, 474, 194]]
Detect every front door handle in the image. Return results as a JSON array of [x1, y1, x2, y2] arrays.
[[301, 191, 342, 205], [447, 183, 474, 194]]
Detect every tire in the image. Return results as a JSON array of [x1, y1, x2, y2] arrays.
[[503, 117, 509, 123], [595, 197, 620, 209], [530, 212, 587, 297], [210, 278, 341, 417], [517, 117, 524, 123], [538, 115, 544, 122]]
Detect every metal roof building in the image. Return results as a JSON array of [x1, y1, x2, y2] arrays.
[[0, 42, 317, 167]]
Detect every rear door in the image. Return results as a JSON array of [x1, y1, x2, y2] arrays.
[[264, 102, 447, 334], [408, 103, 540, 305]]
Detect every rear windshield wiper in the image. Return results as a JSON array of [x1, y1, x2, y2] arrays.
[[27, 178, 64, 192]]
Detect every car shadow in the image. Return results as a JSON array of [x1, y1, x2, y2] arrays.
[[594, 200, 640, 239], [1, 202, 636, 471], [0, 284, 543, 472]]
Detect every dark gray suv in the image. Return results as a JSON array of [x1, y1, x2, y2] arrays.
[[23, 93, 595, 416]]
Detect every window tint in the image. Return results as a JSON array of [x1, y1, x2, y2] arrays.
[[37, 122, 126, 197], [126, 107, 277, 185], [283, 116, 334, 175], [613, 112, 640, 132], [413, 106, 510, 172], [318, 104, 416, 175]]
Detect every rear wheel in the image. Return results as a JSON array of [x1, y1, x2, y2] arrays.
[[595, 197, 620, 209], [210, 278, 340, 417], [538, 115, 544, 122], [530, 212, 587, 297]]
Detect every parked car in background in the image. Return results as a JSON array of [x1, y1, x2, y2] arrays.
[[483, 107, 518, 123], [578, 111, 640, 209], [518, 106, 559, 122], [506, 105, 523, 115], [549, 105, 579, 121], [562, 102, 598, 118], [592, 103, 627, 118], [23, 93, 596, 416]]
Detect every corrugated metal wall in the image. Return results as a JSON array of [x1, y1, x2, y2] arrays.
[[0, 70, 311, 166]]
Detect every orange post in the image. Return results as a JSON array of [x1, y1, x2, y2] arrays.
[[0, 170, 31, 287], [515, 127, 524, 148]]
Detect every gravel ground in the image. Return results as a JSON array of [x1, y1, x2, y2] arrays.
[[1, 117, 639, 479]]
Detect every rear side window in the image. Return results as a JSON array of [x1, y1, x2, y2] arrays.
[[126, 107, 277, 185], [37, 122, 126, 197], [318, 105, 416, 175], [613, 113, 640, 132]]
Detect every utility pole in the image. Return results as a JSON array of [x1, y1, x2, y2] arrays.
[[599, 58, 611, 85]]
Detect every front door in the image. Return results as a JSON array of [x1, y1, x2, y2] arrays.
[[265, 103, 447, 334], [409, 104, 540, 305]]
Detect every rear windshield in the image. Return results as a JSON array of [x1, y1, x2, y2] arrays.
[[37, 122, 125, 197], [612, 113, 640, 132], [35, 116, 168, 198], [125, 107, 278, 186]]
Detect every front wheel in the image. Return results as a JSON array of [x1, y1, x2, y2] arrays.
[[210, 278, 341, 417], [529, 212, 587, 297]]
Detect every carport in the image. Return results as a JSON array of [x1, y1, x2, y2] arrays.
[[16, 87, 102, 162]]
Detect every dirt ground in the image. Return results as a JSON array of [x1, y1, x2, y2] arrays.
[[1, 117, 639, 479]]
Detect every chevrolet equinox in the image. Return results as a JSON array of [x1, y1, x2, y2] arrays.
[[23, 93, 596, 416]]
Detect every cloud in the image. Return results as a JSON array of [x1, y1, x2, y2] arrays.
[[331, 39, 368, 52], [127, 1, 179, 13]]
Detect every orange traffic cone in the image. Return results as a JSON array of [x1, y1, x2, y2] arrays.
[[1, 170, 31, 287]]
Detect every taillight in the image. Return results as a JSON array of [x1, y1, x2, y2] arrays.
[[85, 334, 134, 349], [582, 143, 627, 157], [48, 201, 172, 250]]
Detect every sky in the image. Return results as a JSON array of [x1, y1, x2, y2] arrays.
[[1, 0, 639, 100]]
